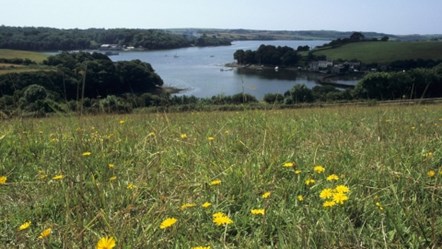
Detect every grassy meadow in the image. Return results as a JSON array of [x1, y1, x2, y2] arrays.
[[1, 105, 441, 248], [0, 49, 48, 63], [313, 41, 442, 64]]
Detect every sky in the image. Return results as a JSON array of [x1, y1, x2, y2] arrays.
[[1, 0, 441, 35]]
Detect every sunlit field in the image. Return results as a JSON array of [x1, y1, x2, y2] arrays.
[[1, 105, 441, 248]]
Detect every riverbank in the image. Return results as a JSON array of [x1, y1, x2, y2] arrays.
[[225, 62, 362, 88]]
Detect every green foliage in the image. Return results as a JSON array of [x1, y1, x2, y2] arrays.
[[234, 45, 300, 66], [283, 84, 315, 104], [355, 66, 442, 100]]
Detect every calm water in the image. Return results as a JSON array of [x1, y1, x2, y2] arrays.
[[111, 40, 331, 99]]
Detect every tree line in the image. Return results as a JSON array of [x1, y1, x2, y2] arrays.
[[234, 45, 305, 66], [0, 26, 231, 51], [0, 52, 164, 115]]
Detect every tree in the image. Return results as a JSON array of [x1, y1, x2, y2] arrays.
[[350, 32, 365, 42]]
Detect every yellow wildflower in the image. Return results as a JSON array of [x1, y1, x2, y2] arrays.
[[148, 132, 155, 137], [38, 228, 52, 239], [107, 163, 115, 169], [208, 136, 215, 141], [209, 179, 221, 186], [332, 192, 349, 205], [181, 203, 197, 210], [335, 185, 350, 194], [326, 174, 339, 181], [82, 151, 92, 157], [319, 188, 334, 199], [160, 217, 177, 229], [313, 165, 325, 174], [96, 236, 116, 249], [296, 195, 304, 202], [261, 191, 271, 199], [212, 212, 233, 226], [127, 183, 136, 189], [427, 170, 436, 177], [376, 202, 384, 211], [52, 174, 64, 180], [0, 176, 7, 184], [192, 246, 211, 249], [18, 221, 31, 231], [283, 162, 295, 168], [423, 151, 433, 158], [202, 202, 212, 208], [119, 120, 125, 124], [109, 176, 117, 181], [305, 178, 316, 186], [323, 201, 336, 208], [180, 133, 188, 139], [294, 170, 302, 174], [251, 209, 265, 215]]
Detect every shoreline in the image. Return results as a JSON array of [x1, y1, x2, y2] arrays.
[[225, 62, 362, 88]]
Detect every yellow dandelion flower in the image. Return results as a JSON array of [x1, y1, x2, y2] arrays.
[[375, 202, 384, 211], [283, 162, 295, 168], [127, 183, 136, 189], [335, 185, 350, 193], [323, 200, 336, 208], [109, 176, 117, 181], [261, 191, 271, 199], [332, 192, 349, 205], [305, 178, 316, 186], [38, 228, 52, 239], [294, 170, 302, 174], [427, 170, 436, 177], [313, 165, 325, 174], [96, 236, 116, 249], [119, 120, 125, 124], [180, 133, 188, 139], [181, 203, 197, 210], [208, 136, 215, 141], [82, 151, 92, 157], [0, 176, 7, 184], [52, 174, 64, 180], [107, 163, 115, 169], [319, 188, 334, 199], [209, 179, 221, 186], [423, 152, 433, 158], [202, 202, 212, 208], [18, 221, 31, 231], [160, 217, 177, 229], [250, 209, 265, 215], [297, 195, 304, 202], [326, 174, 339, 181], [212, 213, 233, 226], [192, 246, 211, 249]]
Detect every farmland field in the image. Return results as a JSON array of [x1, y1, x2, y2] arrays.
[[313, 41, 442, 64], [1, 105, 441, 248], [0, 49, 48, 63]]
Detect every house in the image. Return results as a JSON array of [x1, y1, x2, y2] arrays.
[[309, 60, 333, 71]]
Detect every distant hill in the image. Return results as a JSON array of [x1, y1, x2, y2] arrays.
[[168, 28, 442, 41], [312, 41, 442, 64]]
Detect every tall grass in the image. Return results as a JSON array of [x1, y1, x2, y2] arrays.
[[1, 105, 441, 248]]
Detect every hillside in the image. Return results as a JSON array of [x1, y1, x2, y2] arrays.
[[0, 49, 48, 63], [1, 105, 441, 247], [312, 41, 442, 64]]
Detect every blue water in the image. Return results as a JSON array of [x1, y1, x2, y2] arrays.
[[111, 40, 331, 99]]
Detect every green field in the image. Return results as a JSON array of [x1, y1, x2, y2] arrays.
[[313, 41, 442, 64], [1, 105, 441, 248], [0, 49, 48, 63]]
